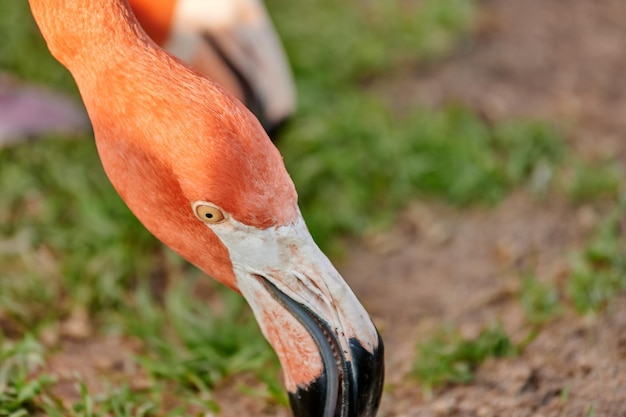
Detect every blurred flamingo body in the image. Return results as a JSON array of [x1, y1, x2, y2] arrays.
[[28, 0, 383, 416], [129, 0, 296, 135]]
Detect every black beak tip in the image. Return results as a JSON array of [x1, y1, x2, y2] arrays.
[[288, 334, 384, 417], [258, 277, 384, 417], [349, 334, 385, 417]]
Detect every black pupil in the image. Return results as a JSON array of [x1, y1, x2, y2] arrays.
[[205, 212, 213, 219]]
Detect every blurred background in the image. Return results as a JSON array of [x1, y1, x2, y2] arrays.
[[1, 0, 625, 415]]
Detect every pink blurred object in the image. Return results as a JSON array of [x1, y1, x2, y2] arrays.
[[0, 72, 90, 147]]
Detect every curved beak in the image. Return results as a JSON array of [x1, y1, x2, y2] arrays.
[[209, 214, 384, 417], [261, 279, 384, 417]]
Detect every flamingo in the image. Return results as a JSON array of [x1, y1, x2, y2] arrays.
[[128, 0, 296, 136], [27, 0, 384, 416]]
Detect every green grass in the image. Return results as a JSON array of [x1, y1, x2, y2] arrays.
[[0, 334, 52, 416], [0, 279, 283, 416], [118, 278, 285, 407], [411, 325, 520, 392], [519, 274, 562, 325], [0, 139, 159, 331], [270, 0, 476, 85], [0, 1, 76, 93], [42, 381, 159, 417], [563, 159, 624, 203], [567, 199, 626, 314], [283, 105, 564, 250]]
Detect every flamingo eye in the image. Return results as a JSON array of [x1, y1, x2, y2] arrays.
[[193, 202, 226, 224]]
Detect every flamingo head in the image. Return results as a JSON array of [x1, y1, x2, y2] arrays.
[[83, 49, 384, 415]]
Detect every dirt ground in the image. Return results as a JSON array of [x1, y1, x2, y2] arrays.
[[46, 0, 626, 415], [353, 0, 626, 415]]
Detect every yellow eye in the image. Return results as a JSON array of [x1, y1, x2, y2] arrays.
[[193, 202, 226, 224]]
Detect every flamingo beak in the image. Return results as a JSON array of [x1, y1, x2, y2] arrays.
[[259, 278, 384, 417], [207, 213, 384, 417]]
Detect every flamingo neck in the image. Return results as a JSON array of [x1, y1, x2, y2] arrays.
[[28, 0, 152, 79]]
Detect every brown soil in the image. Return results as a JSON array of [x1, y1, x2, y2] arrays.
[[352, 0, 626, 415], [46, 0, 626, 415]]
